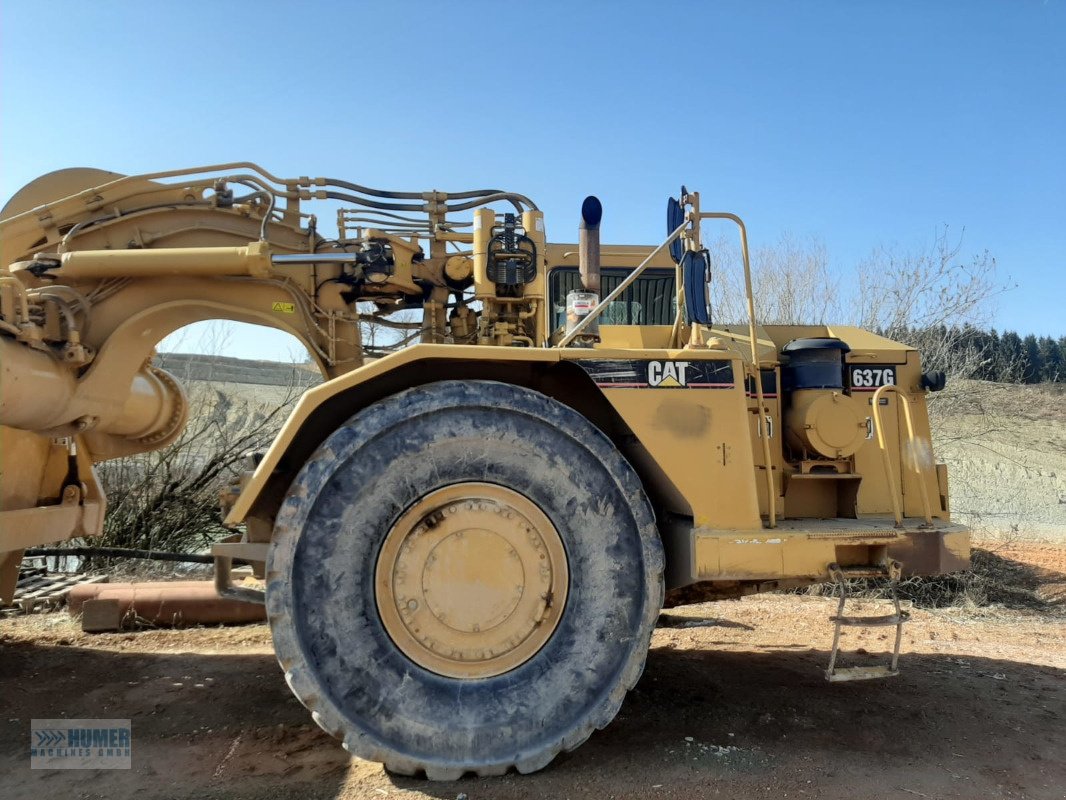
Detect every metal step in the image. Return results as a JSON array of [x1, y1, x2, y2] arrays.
[[830, 611, 910, 627], [826, 665, 900, 683], [832, 561, 902, 580]]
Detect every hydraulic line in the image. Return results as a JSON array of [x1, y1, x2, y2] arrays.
[[323, 191, 427, 213], [444, 192, 538, 212], [324, 178, 506, 201], [324, 190, 537, 214], [56, 189, 280, 254]]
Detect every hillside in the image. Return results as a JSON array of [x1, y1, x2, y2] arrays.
[[155, 352, 320, 388], [929, 380, 1066, 541]]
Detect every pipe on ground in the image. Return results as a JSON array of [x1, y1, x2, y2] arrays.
[[68, 581, 266, 626]]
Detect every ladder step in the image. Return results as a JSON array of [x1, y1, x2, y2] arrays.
[[834, 566, 893, 578], [824, 560, 907, 681], [826, 665, 900, 682], [830, 611, 910, 627]]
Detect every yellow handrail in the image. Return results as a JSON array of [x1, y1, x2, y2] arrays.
[[700, 211, 776, 529], [871, 384, 933, 527]]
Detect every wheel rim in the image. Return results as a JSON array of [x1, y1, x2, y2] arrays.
[[375, 483, 569, 679]]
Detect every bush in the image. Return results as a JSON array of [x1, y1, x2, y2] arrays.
[[796, 548, 1058, 612], [86, 380, 298, 557]]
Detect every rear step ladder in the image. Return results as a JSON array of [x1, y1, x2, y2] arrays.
[[825, 560, 909, 682]]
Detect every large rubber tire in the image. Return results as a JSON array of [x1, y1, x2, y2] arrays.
[[266, 380, 663, 778]]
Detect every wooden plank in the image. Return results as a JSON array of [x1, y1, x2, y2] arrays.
[[211, 542, 269, 562], [18, 577, 76, 601], [14, 575, 51, 593], [19, 574, 80, 599], [12, 574, 108, 613], [81, 599, 123, 632]]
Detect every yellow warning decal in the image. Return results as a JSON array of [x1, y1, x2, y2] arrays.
[[272, 302, 296, 314]]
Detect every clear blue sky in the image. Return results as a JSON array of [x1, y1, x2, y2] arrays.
[[2, 1, 1063, 360]]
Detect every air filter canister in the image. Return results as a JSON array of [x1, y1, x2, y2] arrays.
[[781, 337, 866, 458]]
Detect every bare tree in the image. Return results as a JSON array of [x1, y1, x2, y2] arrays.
[[709, 232, 841, 325], [709, 225, 1010, 381], [856, 226, 1008, 377]]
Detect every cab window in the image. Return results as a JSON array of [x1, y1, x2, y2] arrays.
[[548, 267, 676, 329]]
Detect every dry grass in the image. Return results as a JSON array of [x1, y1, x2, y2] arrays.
[[795, 547, 1063, 614]]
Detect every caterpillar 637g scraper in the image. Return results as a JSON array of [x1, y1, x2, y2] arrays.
[[0, 164, 968, 778]]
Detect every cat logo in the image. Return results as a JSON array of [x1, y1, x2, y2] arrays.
[[647, 361, 690, 387]]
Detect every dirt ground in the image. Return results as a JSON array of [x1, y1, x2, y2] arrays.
[[1, 541, 1063, 800]]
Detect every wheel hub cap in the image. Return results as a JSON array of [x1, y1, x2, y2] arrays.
[[376, 483, 568, 678]]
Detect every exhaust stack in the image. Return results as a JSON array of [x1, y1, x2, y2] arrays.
[[565, 196, 603, 343], [578, 195, 602, 295]]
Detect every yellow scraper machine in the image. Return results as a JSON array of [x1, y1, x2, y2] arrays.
[[0, 166, 969, 777]]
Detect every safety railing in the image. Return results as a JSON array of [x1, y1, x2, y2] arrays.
[[870, 384, 934, 527]]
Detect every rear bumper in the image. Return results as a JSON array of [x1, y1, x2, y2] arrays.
[[690, 517, 970, 583], [885, 525, 970, 576]]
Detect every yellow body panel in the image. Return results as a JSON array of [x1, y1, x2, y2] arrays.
[[694, 521, 969, 582], [599, 382, 762, 529]]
